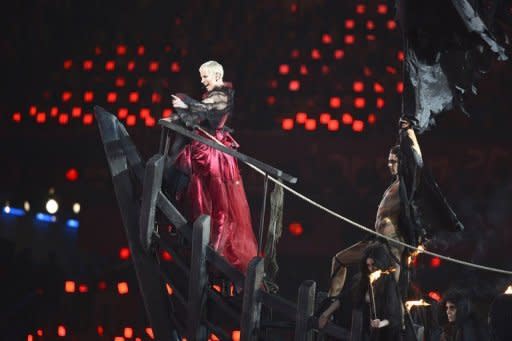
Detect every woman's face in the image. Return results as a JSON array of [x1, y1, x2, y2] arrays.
[[200, 69, 219, 92], [366, 257, 377, 273]]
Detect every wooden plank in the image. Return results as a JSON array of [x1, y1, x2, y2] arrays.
[[240, 257, 264, 341], [295, 280, 316, 341], [159, 119, 298, 184], [187, 215, 210, 341], [139, 154, 166, 251], [95, 107, 179, 341]]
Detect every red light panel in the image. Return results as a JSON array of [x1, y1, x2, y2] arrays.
[[83, 114, 93, 125], [83, 91, 94, 103], [354, 97, 366, 108], [327, 120, 339, 131], [304, 119, 317, 131], [278, 64, 289, 75], [352, 120, 364, 132], [289, 80, 300, 91], [289, 222, 303, 236], [149, 61, 159, 72], [12, 112, 21, 122], [330, 97, 341, 108], [105, 60, 115, 71], [344, 35, 355, 44], [295, 112, 307, 123], [65, 168, 79, 181]]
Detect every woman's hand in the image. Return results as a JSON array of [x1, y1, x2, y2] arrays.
[[171, 94, 188, 109], [370, 319, 381, 328]]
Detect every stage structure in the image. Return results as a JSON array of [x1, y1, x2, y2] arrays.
[[94, 106, 350, 340]]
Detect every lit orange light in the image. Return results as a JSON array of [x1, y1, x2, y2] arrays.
[[115, 77, 126, 87], [367, 113, 376, 125], [114, 337, 125, 341], [118, 108, 129, 119], [295, 112, 307, 124], [345, 19, 355, 29], [319, 113, 331, 124], [304, 119, 317, 131], [29, 105, 37, 115], [396, 82, 404, 93], [327, 120, 340, 131], [330, 97, 341, 108], [232, 330, 240, 341], [356, 4, 366, 14], [65, 281, 76, 293], [282, 118, 294, 131], [145, 327, 155, 339], [36, 329, 43, 336], [71, 107, 82, 118], [405, 299, 430, 312], [166, 283, 174, 295], [213, 284, 222, 293], [124, 327, 133, 338], [210, 334, 220, 341], [428, 291, 442, 302], [342, 113, 353, 125], [50, 107, 59, 116], [387, 20, 397, 30], [118, 282, 129, 295], [354, 97, 366, 108], [352, 120, 364, 132], [57, 325, 66, 337], [27, 335, 33, 341], [366, 20, 375, 30], [126, 115, 136, 126]]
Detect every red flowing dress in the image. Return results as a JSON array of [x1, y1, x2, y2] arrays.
[[173, 84, 257, 273]]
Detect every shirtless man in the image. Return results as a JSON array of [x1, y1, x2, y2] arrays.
[[317, 119, 432, 329]]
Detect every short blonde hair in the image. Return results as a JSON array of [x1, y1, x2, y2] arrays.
[[199, 60, 224, 79]]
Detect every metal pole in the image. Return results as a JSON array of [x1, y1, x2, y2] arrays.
[[257, 174, 269, 256]]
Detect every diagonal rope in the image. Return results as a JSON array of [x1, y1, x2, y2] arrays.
[[195, 126, 512, 276]]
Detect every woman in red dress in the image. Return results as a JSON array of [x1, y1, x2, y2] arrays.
[[170, 60, 257, 273]]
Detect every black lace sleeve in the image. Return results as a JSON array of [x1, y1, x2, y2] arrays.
[[186, 89, 232, 125]]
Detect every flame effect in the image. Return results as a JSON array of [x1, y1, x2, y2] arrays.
[[369, 267, 396, 284], [405, 299, 430, 312], [505, 285, 512, 295], [407, 245, 425, 266]]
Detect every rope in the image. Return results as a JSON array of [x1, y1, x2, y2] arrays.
[[195, 126, 512, 276]]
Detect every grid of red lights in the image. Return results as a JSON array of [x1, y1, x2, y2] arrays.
[[272, 3, 404, 133], [10, 44, 180, 128]]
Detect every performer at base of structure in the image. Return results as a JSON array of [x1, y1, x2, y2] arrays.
[[317, 118, 463, 329]]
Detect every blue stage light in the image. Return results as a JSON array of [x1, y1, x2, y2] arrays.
[[3, 206, 26, 216], [66, 219, 79, 229], [36, 212, 57, 223]]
